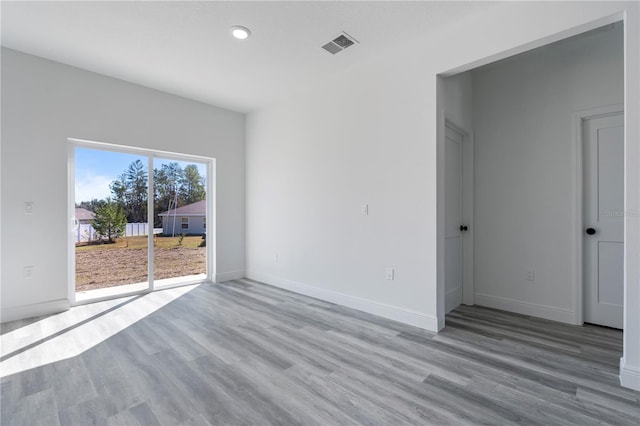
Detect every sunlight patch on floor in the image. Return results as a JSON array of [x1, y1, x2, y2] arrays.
[[0, 284, 199, 377]]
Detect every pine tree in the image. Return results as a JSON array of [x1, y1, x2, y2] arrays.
[[109, 160, 148, 223], [91, 199, 127, 243], [124, 159, 148, 223], [180, 164, 206, 205]]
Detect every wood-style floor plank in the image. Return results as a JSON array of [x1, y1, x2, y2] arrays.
[[1, 280, 638, 425]]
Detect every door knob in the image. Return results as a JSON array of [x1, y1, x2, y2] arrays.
[[586, 228, 597, 235], [460, 225, 469, 232]]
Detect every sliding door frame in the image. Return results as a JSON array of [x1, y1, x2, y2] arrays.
[[67, 138, 215, 305]]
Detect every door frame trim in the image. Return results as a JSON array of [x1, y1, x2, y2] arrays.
[[444, 118, 474, 308], [571, 103, 624, 325]]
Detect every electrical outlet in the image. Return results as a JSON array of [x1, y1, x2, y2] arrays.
[[526, 269, 535, 282], [24, 266, 34, 279], [24, 202, 34, 214], [385, 267, 395, 280]]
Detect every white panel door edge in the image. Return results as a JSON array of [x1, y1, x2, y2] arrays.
[[583, 112, 624, 329], [445, 124, 465, 313]]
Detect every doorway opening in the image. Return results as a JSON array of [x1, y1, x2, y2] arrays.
[[68, 139, 214, 304], [438, 21, 624, 328]]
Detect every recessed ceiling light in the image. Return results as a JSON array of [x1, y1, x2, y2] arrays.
[[231, 26, 251, 40]]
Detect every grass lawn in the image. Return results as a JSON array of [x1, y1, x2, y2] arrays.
[[76, 235, 204, 251], [75, 236, 206, 291]]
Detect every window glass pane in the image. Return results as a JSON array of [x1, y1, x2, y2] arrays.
[[153, 158, 207, 286], [75, 147, 149, 299]]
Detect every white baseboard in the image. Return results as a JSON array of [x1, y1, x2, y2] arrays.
[[445, 287, 462, 314], [620, 357, 640, 391], [474, 293, 575, 324], [246, 270, 439, 332], [1, 298, 71, 323], [215, 270, 245, 283]]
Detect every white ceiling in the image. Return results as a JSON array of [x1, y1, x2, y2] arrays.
[[1, 1, 497, 113]]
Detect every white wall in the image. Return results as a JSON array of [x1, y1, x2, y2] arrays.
[[442, 73, 474, 133], [472, 25, 624, 323], [246, 51, 441, 329], [1, 48, 246, 321], [246, 1, 639, 390]]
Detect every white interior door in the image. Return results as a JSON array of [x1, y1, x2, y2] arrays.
[[583, 112, 624, 329], [445, 125, 465, 313]]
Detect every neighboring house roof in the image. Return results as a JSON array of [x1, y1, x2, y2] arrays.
[[158, 200, 206, 217], [75, 207, 96, 221]]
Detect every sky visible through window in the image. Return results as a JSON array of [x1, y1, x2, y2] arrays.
[[75, 147, 207, 204]]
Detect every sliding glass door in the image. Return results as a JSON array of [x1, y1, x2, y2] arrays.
[[70, 140, 212, 303]]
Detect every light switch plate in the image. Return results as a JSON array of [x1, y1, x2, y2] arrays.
[[24, 266, 34, 279], [385, 267, 395, 280]]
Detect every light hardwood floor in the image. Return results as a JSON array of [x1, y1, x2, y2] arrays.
[[1, 279, 639, 425]]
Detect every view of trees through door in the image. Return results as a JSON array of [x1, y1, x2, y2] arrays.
[[73, 144, 209, 299]]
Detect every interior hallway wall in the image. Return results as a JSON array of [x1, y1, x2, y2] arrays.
[[472, 24, 624, 323]]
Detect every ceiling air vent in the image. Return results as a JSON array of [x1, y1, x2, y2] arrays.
[[322, 32, 359, 55]]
